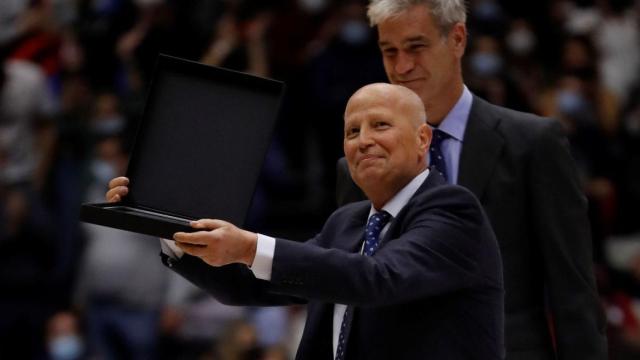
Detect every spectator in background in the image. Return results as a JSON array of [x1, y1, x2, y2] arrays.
[[537, 35, 621, 254], [615, 83, 640, 235], [464, 34, 531, 112], [159, 271, 247, 360], [0, 184, 56, 359], [0, 46, 56, 190], [74, 133, 170, 359], [593, 0, 640, 104], [0, 44, 57, 359], [200, 2, 272, 77], [502, 18, 545, 112], [560, 35, 619, 135], [301, 0, 387, 212], [216, 320, 261, 360], [46, 311, 85, 360]]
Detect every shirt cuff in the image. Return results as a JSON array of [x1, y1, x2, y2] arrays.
[[250, 234, 275, 281], [160, 238, 185, 259]]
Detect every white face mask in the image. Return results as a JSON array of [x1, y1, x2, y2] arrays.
[[298, 0, 328, 14], [506, 29, 536, 56], [48, 335, 84, 360]]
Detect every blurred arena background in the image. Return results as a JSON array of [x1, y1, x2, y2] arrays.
[[1, 0, 639, 359]]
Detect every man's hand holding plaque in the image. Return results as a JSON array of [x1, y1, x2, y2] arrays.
[[106, 177, 258, 267]]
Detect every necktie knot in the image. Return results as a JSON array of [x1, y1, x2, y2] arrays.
[[431, 128, 451, 145]]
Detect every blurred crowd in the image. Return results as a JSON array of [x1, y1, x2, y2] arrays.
[[0, 0, 639, 359]]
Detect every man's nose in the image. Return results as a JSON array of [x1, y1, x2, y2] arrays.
[[395, 52, 415, 75], [358, 128, 375, 150]]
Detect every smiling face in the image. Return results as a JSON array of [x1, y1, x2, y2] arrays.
[[377, 4, 466, 125], [344, 83, 430, 208]]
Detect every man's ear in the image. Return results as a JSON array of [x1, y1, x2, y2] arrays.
[[418, 123, 432, 154], [449, 22, 467, 58]]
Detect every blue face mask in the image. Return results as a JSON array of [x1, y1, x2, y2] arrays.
[[339, 20, 370, 46], [91, 159, 117, 184], [557, 89, 588, 117], [92, 115, 125, 137], [470, 52, 503, 77], [48, 335, 84, 360], [474, 0, 502, 22]]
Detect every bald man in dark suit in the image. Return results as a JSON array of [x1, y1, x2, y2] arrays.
[[107, 83, 504, 359]]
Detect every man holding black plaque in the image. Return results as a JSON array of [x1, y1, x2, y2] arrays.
[[107, 83, 504, 359]]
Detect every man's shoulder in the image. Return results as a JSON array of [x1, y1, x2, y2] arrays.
[[472, 96, 563, 146], [395, 175, 486, 227], [325, 199, 370, 226], [412, 182, 482, 212], [332, 199, 370, 219]]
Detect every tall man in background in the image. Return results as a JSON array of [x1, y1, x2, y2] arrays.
[[336, 1, 607, 359]]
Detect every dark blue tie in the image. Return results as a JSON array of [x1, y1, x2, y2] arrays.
[[335, 211, 392, 360], [430, 128, 450, 182]]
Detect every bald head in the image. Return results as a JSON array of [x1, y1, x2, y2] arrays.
[[345, 83, 427, 127], [343, 83, 432, 209]]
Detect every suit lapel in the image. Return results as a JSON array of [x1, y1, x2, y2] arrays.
[[381, 171, 446, 245], [339, 203, 370, 253], [458, 96, 504, 200]]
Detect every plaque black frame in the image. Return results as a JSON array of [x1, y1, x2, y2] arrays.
[[80, 54, 285, 239]]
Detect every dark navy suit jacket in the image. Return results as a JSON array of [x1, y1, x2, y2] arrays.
[[163, 171, 504, 359]]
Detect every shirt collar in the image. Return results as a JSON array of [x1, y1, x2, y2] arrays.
[[369, 168, 430, 219], [434, 85, 472, 141]]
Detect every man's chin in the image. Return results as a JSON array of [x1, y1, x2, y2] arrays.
[[395, 79, 425, 90], [354, 167, 386, 186]]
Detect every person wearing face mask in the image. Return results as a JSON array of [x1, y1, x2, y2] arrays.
[[0, 44, 58, 360], [46, 312, 85, 360], [74, 136, 171, 360], [298, 1, 387, 213], [335, 1, 607, 359], [503, 19, 545, 112], [505, 20, 537, 58]]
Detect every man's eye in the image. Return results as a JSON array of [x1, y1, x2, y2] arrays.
[[346, 128, 360, 138], [374, 121, 390, 129], [408, 44, 426, 52], [381, 48, 397, 56]]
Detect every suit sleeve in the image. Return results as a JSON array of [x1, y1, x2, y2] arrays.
[[161, 242, 310, 306], [268, 187, 502, 306], [529, 120, 607, 359]]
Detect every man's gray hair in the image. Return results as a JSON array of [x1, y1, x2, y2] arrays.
[[367, 0, 467, 34]]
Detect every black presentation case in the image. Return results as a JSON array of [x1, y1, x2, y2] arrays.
[[79, 54, 285, 239]]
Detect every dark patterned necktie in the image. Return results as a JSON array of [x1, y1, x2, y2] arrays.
[[430, 128, 451, 182], [335, 211, 392, 360]]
